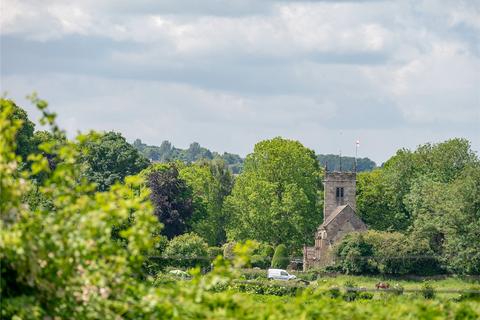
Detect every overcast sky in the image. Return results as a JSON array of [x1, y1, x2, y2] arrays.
[[1, 0, 479, 164]]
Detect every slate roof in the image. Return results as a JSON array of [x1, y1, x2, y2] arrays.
[[321, 204, 352, 227]]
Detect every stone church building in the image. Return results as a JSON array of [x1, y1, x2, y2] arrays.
[[303, 170, 367, 270]]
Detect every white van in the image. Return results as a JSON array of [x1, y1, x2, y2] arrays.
[[267, 269, 297, 281]]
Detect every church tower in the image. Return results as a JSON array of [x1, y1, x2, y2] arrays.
[[323, 171, 356, 222], [304, 166, 366, 270]]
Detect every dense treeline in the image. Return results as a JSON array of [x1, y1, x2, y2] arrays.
[[3, 99, 479, 273], [133, 139, 377, 174], [1, 97, 479, 318], [133, 139, 245, 174], [348, 139, 480, 275]]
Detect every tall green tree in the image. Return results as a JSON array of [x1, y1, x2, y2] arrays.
[[357, 138, 478, 232], [179, 159, 234, 246], [225, 137, 321, 251], [81, 131, 150, 191]]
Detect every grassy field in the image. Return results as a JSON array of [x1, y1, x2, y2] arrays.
[[200, 273, 480, 319], [309, 274, 480, 299]]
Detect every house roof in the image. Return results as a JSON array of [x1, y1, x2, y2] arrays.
[[321, 204, 353, 227]]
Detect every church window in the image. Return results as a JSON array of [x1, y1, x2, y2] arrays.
[[336, 187, 344, 199]]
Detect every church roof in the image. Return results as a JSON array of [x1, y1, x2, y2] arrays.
[[321, 204, 354, 227]]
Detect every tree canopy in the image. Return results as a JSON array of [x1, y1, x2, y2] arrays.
[[81, 131, 150, 191], [146, 164, 194, 239], [225, 137, 322, 251], [0, 100, 35, 162]]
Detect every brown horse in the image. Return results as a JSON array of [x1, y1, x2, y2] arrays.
[[375, 282, 390, 290]]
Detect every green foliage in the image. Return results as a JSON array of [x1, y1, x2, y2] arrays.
[[239, 269, 267, 280], [163, 232, 209, 268], [421, 282, 436, 299], [231, 280, 303, 296], [328, 286, 341, 299], [335, 231, 441, 275], [458, 286, 480, 302], [0, 99, 35, 162], [342, 281, 359, 301], [223, 241, 237, 260], [3, 97, 480, 319], [81, 131, 150, 191], [1, 97, 161, 318], [207, 246, 223, 260], [225, 137, 321, 250], [271, 244, 289, 269], [357, 169, 401, 230], [179, 159, 233, 246], [133, 139, 245, 174], [356, 139, 479, 275], [221, 241, 273, 268]]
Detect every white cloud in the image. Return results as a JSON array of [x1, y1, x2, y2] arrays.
[[1, 0, 479, 162]]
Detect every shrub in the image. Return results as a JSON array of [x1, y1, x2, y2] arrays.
[[240, 269, 267, 280], [454, 304, 479, 320], [334, 231, 442, 275], [223, 241, 237, 260], [271, 244, 289, 269], [231, 280, 304, 296], [251, 254, 271, 269], [328, 286, 342, 299], [252, 242, 274, 268], [391, 283, 404, 296], [458, 286, 480, 301], [343, 281, 359, 302], [358, 292, 374, 300], [163, 232, 209, 268], [334, 233, 375, 274], [421, 282, 436, 299], [298, 270, 320, 282], [208, 246, 223, 260]]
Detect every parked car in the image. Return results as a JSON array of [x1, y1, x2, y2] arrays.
[[168, 269, 191, 279], [267, 268, 297, 281]]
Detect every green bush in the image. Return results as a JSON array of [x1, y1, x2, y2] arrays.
[[328, 286, 342, 299], [208, 246, 223, 260], [251, 255, 271, 269], [358, 292, 374, 300], [297, 270, 320, 282], [458, 286, 480, 301], [454, 304, 479, 320], [163, 232, 209, 268], [271, 244, 289, 269], [240, 268, 268, 280], [334, 231, 441, 275], [343, 281, 359, 302], [223, 241, 237, 260], [223, 240, 273, 268], [232, 280, 304, 296], [421, 282, 436, 299]]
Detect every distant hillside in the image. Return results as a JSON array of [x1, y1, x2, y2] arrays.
[[133, 140, 376, 174], [317, 154, 376, 172], [132, 139, 244, 174]]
